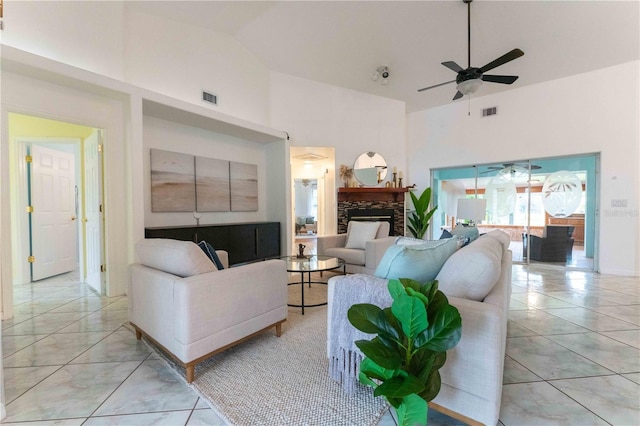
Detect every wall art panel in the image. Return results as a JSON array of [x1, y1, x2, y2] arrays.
[[230, 161, 258, 212], [150, 149, 196, 212], [196, 157, 230, 212]]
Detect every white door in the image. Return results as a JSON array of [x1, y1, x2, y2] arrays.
[[31, 145, 78, 281], [84, 131, 105, 294]]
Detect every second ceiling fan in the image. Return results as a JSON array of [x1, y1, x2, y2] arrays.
[[418, 0, 524, 100]]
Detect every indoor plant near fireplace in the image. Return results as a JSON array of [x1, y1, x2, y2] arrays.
[[408, 187, 438, 239], [348, 278, 462, 425]]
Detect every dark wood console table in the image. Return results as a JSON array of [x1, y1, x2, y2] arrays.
[[145, 222, 280, 266]]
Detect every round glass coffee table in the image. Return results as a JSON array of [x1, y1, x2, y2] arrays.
[[281, 255, 346, 315]]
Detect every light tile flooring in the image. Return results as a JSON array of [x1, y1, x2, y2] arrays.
[[2, 266, 639, 425]]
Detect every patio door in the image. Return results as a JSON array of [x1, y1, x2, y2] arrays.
[[432, 154, 598, 270]]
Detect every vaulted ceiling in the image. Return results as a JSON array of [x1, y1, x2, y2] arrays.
[[127, 1, 639, 112]]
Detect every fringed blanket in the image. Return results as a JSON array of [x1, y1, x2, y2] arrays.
[[328, 274, 393, 395]]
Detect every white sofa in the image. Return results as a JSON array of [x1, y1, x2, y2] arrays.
[[327, 230, 512, 426], [316, 221, 395, 274], [129, 238, 287, 383]]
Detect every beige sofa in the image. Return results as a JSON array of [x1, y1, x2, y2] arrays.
[[316, 221, 395, 274], [129, 238, 287, 383], [327, 230, 512, 426]]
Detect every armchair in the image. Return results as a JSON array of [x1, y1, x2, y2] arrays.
[[316, 221, 394, 274], [523, 225, 575, 262]]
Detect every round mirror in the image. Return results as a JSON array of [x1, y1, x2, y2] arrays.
[[353, 152, 387, 186]]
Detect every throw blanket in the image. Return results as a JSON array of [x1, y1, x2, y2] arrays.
[[328, 274, 393, 394]]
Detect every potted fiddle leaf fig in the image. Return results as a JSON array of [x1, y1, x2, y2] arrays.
[[347, 278, 462, 426], [408, 187, 438, 239]]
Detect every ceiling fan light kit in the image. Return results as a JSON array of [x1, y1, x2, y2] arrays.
[[457, 78, 483, 96], [418, 0, 524, 101]]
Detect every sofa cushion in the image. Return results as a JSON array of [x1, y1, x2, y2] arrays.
[[374, 238, 458, 282], [135, 238, 216, 278], [482, 229, 511, 250], [436, 235, 503, 301], [345, 221, 381, 249], [197, 240, 224, 270]]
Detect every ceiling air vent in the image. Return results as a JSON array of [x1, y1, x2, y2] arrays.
[[482, 106, 497, 117], [202, 91, 218, 106]]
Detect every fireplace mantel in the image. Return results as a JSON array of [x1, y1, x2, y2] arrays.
[[338, 187, 409, 202]]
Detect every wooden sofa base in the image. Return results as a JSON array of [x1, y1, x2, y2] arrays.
[[130, 319, 286, 383]]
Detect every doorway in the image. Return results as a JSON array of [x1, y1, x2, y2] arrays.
[[432, 153, 599, 271], [290, 147, 336, 255], [9, 113, 105, 293]]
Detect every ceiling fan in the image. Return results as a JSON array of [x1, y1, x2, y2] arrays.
[[417, 0, 524, 100], [482, 163, 541, 175]]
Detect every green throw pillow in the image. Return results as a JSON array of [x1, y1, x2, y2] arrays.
[[374, 238, 458, 282]]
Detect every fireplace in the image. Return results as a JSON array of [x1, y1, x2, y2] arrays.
[[347, 209, 394, 236], [337, 188, 408, 236]]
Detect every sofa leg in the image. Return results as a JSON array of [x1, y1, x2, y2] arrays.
[[275, 322, 282, 337], [186, 365, 195, 383], [134, 326, 142, 340]]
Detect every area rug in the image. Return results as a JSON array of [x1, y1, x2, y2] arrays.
[[136, 272, 389, 425], [190, 303, 389, 425]]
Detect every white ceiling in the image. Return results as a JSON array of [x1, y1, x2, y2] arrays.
[[127, 1, 639, 112]]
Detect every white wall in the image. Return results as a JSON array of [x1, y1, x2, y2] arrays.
[[143, 116, 270, 228], [3, 0, 125, 80], [271, 72, 406, 175], [408, 61, 640, 276], [124, 11, 271, 126], [270, 72, 407, 233]]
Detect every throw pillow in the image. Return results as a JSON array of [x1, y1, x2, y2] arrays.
[[135, 238, 216, 278], [439, 229, 453, 239], [451, 224, 480, 242], [374, 238, 458, 282], [197, 240, 225, 270], [436, 236, 503, 301], [345, 221, 381, 249]]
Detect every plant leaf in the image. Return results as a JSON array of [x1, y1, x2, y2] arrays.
[[374, 375, 425, 399], [358, 371, 378, 388], [387, 279, 406, 301], [420, 280, 439, 301], [360, 357, 395, 382], [395, 394, 428, 426], [400, 278, 422, 294], [355, 338, 403, 370], [418, 369, 442, 402], [418, 305, 462, 352], [409, 348, 436, 383], [348, 304, 399, 339], [406, 287, 429, 307], [391, 294, 428, 339], [432, 351, 447, 370]]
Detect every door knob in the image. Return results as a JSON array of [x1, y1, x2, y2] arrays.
[[82, 218, 88, 223], [71, 216, 76, 221]]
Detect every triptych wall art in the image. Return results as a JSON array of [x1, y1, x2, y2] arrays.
[[150, 148, 258, 212]]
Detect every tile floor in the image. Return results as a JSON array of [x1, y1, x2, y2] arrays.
[[2, 266, 639, 425]]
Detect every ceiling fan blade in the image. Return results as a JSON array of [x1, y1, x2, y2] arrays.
[[482, 75, 519, 84], [453, 91, 464, 101], [479, 48, 524, 73], [442, 61, 464, 73], [417, 79, 456, 92]]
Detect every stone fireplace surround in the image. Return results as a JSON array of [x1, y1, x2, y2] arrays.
[[337, 188, 408, 236]]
